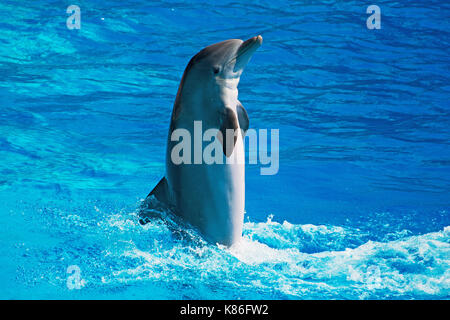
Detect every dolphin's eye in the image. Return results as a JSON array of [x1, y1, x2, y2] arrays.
[[213, 66, 220, 74]]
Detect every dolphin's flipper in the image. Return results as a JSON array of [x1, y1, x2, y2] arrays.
[[236, 101, 249, 135], [218, 108, 239, 157]]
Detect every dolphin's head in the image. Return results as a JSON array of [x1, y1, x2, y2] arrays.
[[188, 35, 263, 82], [173, 36, 262, 122]]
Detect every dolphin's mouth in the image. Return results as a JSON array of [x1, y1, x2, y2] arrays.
[[227, 35, 263, 71], [237, 35, 263, 59]]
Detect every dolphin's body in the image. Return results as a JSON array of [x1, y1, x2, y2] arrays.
[[142, 36, 262, 246]]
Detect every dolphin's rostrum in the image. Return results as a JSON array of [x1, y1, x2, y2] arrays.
[[141, 36, 263, 246]]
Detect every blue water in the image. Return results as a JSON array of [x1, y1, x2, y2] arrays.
[[1, 0, 449, 299]]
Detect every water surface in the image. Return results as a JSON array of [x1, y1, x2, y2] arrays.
[[0, 0, 449, 299]]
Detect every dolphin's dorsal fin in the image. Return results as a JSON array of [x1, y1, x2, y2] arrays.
[[139, 177, 172, 225], [147, 177, 170, 204], [236, 101, 249, 135]]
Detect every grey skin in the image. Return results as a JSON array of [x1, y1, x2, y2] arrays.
[[142, 36, 262, 246]]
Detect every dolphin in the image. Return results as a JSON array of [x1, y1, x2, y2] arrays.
[[141, 36, 263, 246]]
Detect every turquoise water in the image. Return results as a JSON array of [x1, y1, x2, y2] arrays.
[[1, 0, 449, 299]]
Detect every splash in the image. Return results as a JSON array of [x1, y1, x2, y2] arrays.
[[18, 202, 443, 300]]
